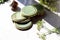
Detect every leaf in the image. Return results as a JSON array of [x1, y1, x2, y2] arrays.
[[37, 33, 46, 40], [0, 0, 8, 4], [45, 27, 60, 34], [40, 34, 46, 40], [36, 20, 43, 31], [38, 0, 57, 11], [51, 28, 60, 34], [0, 0, 3, 3]]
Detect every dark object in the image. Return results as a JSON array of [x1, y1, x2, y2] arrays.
[[33, 4, 45, 16], [11, 0, 18, 11]]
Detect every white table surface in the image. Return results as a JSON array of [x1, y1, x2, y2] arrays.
[[0, 0, 60, 40]]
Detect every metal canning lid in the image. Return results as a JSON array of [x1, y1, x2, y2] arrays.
[[13, 18, 31, 24], [22, 6, 37, 17], [11, 12, 26, 22], [14, 21, 32, 30]]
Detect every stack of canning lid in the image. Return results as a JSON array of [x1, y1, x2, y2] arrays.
[[11, 5, 38, 31], [11, 5, 44, 31], [11, 12, 32, 31]]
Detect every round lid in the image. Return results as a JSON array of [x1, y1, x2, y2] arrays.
[[14, 21, 32, 30], [11, 12, 26, 22], [22, 6, 37, 17]]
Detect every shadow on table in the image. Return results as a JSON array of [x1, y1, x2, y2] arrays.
[[44, 9, 60, 28], [30, 9, 60, 28], [30, 13, 46, 24]]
